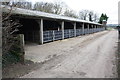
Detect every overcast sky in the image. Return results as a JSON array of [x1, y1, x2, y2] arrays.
[[28, 0, 119, 24]]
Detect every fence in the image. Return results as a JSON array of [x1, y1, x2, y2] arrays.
[[64, 29, 75, 38], [43, 28, 105, 42], [76, 29, 82, 36]]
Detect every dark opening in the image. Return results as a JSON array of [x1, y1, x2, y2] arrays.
[[76, 22, 82, 29], [64, 22, 74, 29], [18, 18, 40, 44], [89, 24, 92, 29], [43, 19, 62, 42], [43, 20, 61, 31], [84, 23, 88, 29]]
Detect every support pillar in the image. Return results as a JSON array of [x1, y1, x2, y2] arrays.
[[97, 26, 99, 31], [95, 25, 96, 32], [94, 25, 96, 33], [96, 25, 97, 31], [91, 25, 93, 33], [61, 21, 64, 40], [99, 25, 101, 31], [82, 23, 84, 35], [74, 22, 76, 37], [96, 25, 98, 32], [93, 25, 94, 33], [38, 19, 43, 44], [69, 29, 70, 38], [87, 24, 89, 34], [53, 31, 55, 41], [101, 25, 105, 30]]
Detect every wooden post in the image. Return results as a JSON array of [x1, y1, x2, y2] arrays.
[[91, 25, 93, 33], [82, 23, 84, 35], [93, 25, 95, 33], [95, 25, 97, 32], [53, 30, 55, 41], [87, 24, 89, 34], [61, 21, 64, 40], [96, 25, 98, 32], [74, 22, 76, 37], [69, 29, 70, 38], [19, 34, 25, 63], [97, 25, 99, 32], [38, 19, 43, 44]]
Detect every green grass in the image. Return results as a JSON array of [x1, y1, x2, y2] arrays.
[[107, 27, 115, 30]]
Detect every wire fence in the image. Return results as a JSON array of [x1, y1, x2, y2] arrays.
[[43, 28, 105, 42], [76, 29, 82, 36]]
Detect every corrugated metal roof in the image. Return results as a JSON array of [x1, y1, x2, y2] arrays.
[[2, 5, 102, 25]]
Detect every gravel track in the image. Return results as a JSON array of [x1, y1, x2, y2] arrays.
[[22, 30, 118, 78]]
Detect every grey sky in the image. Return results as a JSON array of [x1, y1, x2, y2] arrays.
[[29, 0, 119, 24]]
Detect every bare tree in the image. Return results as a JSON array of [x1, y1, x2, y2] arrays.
[[64, 9, 78, 18], [2, 0, 32, 10], [2, 17, 21, 54], [79, 10, 89, 20], [93, 13, 99, 22], [34, 1, 66, 15], [88, 11, 94, 22], [53, 1, 66, 15], [2, 2, 10, 5], [12, 2, 32, 9], [33, 2, 43, 11], [34, 2, 54, 13], [79, 10, 99, 22], [2, 2, 22, 64]]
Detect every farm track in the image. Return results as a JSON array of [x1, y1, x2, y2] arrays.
[[22, 30, 118, 78]]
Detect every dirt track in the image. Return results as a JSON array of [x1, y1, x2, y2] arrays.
[[22, 30, 118, 78]]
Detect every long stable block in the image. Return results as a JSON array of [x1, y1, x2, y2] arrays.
[[2, 5, 106, 44]]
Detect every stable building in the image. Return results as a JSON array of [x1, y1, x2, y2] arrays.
[[2, 5, 105, 45]]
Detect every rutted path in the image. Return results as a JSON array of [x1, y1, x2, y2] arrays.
[[23, 30, 118, 78]]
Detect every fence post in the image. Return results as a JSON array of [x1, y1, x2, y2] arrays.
[[93, 25, 94, 33], [80, 29, 81, 35], [95, 25, 97, 32], [53, 30, 55, 41], [91, 25, 93, 33], [87, 24, 89, 34], [38, 19, 43, 44], [74, 22, 76, 37], [19, 34, 25, 63], [82, 23, 84, 35], [61, 21, 64, 40], [69, 29, 70, 38]]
